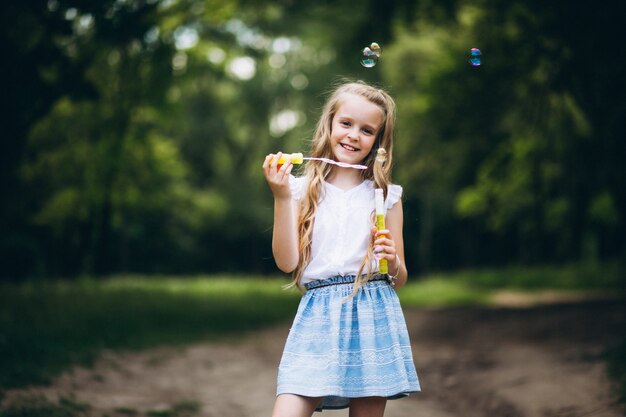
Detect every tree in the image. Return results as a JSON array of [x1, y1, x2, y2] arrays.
[[382, 0, 626, 270]]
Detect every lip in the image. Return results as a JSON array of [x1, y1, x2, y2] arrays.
[[340, 143, 359, 152]]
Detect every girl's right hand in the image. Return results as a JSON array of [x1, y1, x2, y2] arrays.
[[263, 152, 293, 199]]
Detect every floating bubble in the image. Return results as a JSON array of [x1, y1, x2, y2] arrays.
[[469, 48, 482, 66], [370, 42, 382, 57], [376, 148, 387, 163], [360, 47, 378, 68], [360, 42, 382, 68]]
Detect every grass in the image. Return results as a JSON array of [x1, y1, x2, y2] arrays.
[[0, 395, 90, 417], [398, 277, 490, 307], [439, 261, 625, 291], [0, 262, 623, 410], [0, 396, 201, 417], [0, 275, 301, 391], [399, 261, 626, 308]]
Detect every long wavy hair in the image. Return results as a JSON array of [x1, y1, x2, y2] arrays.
[[288, 80, 396, 296]]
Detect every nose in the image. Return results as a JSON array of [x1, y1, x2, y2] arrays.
[[346, 126, 359, 140]]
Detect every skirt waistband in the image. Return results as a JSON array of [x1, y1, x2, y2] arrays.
[[304, 274, 388, 290]]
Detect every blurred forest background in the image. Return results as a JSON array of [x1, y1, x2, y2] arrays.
[[2, 0, 625, 280]]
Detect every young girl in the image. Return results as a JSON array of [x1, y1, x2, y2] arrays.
[[262, 81, 420, 417]]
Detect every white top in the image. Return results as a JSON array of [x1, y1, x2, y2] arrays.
[[289, 175, 403, 284]]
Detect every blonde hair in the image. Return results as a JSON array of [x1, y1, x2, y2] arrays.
[[289, 80, 396, 296]]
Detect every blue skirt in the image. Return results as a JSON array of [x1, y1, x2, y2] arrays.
[[276, 275, 420, 411]]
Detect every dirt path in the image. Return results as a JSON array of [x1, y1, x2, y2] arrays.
[[3, 298, 625, 417]]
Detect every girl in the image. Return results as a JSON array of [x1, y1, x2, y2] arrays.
[[262, 81, 420, 417]]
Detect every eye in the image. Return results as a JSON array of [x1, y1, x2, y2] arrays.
[[362, 128, 374, 135], [340, 120, 351, 127]]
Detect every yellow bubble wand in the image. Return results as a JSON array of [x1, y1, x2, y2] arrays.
[[374, 148, 388, 274], [374, 188, 388, 274]]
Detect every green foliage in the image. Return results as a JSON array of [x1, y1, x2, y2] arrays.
[[381, 0, 626, 268], [2, 0, 625, 278]]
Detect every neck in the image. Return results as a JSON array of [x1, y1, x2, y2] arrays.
[[326, 167, 363, 189]]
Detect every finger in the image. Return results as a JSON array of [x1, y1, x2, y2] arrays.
[[374, 245, 396, 260], [374, 236, 393, 246], [375, 246, 396, 261], [375, 235, 393, 247], [271, 152, 282, 168], [263, 154, 273, 169], [265, 153, 277, 169], [278, 160, 290, 175], [281, 156, 292, 167], [383, 252, 395, 261], [279, 155, 293, 173]]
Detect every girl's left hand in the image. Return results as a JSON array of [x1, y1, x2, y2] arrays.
[[371, 226, 400, 271]]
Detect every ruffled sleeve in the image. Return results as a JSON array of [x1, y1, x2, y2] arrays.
[[385, 184, 403, 211], [288, 175, 306, 201]]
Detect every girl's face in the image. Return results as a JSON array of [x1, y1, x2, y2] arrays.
[[330, 93, 383, 166]]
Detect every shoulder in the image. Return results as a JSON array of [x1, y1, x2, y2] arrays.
[[362, 181, 402, 210], [386, 184, 403, 210]]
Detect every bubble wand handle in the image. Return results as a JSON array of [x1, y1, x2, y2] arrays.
[[374, 189, 388, 274], [275, 153, 304, 165]]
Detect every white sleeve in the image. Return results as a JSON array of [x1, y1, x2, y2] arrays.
[[385, 184, 403, 211], [288, 175, 306, 201]]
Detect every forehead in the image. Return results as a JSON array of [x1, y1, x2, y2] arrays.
[[335, 93, 384, 127]]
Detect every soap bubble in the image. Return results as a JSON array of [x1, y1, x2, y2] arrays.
[[360, 47, 378, 68], [360, 42, 382, 68], [370, 42, 382, 57], [469, 48, 482, 66], [376, 148, 387, 163]]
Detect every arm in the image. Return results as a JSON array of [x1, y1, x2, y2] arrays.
[[373, 200, 408, 288], [262, 153, 300, 273]]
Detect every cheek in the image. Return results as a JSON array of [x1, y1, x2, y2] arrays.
[[330, 124, 345, 141], [363, 136, 376, 152]]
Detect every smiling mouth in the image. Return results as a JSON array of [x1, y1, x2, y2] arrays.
[[340, 143, 359, 152]]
